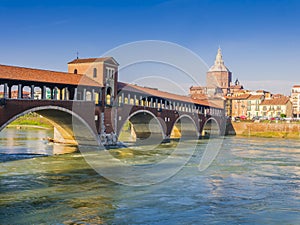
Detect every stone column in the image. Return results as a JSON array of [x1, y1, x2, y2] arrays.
[[146, 98, 149, 107], [64, 87, 68, 100], [59, 88, 63, 100], [54, 87, 58, 100], [17, 84, 22, 99], [120, 92, 123, 104], [98, 89, 102, 104], [30, 85, 35, 99], [42, 86, 47, 100], [73, 88, 78, 100], [91, 89, 95, 102], [83, 88, 87, 101], [3, 83, 8, 98], [8, 85, 12, 98], [127, 93, 131, 104], [50, 87, 54, 99]]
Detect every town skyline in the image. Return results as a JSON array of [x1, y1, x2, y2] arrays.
[[0, 0, 299, 95]]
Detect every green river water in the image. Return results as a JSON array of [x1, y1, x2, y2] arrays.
[[0, 128, 299, 224]]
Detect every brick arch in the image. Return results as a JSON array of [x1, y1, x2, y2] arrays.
[[0, 99, 100, 146], [170, 114, 200, 139], [118, 109, 166, 144], [201, 117, 221, 137]]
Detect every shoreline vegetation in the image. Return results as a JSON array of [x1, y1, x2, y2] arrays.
[[6, 113, 53, 129]]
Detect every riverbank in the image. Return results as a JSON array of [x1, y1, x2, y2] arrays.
[[7, 113, 53, 129], [230, 121, 300, 139], [8, 114, 300, 140], [6, 125, 52, 130]]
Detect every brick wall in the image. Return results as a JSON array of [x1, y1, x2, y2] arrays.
[[229, 122, 300, 138]]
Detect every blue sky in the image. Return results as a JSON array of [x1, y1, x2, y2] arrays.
[[0, 0, 299, 95]]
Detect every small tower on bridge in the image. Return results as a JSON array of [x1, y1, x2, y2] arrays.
[[68, 57, 119, 106]]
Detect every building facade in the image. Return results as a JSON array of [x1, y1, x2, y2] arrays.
[[246, 94, 265, 118], [226, 94, 250, 118], [68, 57, 119, 106], [291, 85, 300, 118], [259, 96, 293, 118], [225, 90, 292, 119]]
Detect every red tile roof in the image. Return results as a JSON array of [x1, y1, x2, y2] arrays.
[[118, 82, 222, 108], [247, 94, 264, 100], [0, 64, 102, 87], [68, 57, 110, 64], [260, 97, 290, 105], [226, 94, 251, 100]]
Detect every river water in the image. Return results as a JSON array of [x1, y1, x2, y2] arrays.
[[0, 128, 299, 224]]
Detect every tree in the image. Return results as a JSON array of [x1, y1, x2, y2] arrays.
[[280, 113, 286, 118]]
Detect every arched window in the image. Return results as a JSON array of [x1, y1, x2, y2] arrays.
[[93, 68, 97, 78], [106, 87, 112, 105], [74, 69, 78, 74]]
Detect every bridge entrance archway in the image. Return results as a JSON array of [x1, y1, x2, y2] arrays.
[[118, 110, 165, 146]]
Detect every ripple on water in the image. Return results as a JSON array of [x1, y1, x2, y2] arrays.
[[0, 131, 300, 224]]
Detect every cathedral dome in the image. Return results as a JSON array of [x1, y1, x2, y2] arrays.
[[208, 48, 230, 72]]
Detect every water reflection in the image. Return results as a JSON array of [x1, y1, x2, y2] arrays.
[[0, 127, 78, 157], [0, 151, 117, 224]]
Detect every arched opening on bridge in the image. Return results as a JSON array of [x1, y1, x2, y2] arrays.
[[45, 87, 52, 99], [94, 92, 99, 104], [86, 91, 92, 101], [130, 97, 134, 105], [170, 115, 198, 140], [10, 85, 18, 99], [106, 87, 112, 105], [0, 84, 4, 97], [118, 95, 122, 105], [34, 87, 42, 99], [22, 86, 31, 99], [118, 110, 165, 146], [124, 97, 128, 104], [202, 118, 220, 138]]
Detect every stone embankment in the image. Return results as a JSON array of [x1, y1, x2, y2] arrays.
[[227, 121, 300, 139]]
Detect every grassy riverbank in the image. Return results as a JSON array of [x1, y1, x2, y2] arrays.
[[7, 113, 53, 129]]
